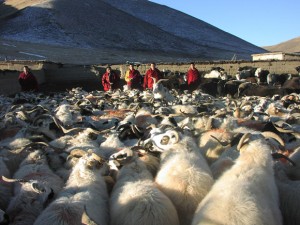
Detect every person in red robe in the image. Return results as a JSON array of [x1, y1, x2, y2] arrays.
[[143, 62, 162, 90], [125, 64, 142, 90], [186, 62, 201, 91], [18, 66, 39, 92], [101, 66, 120, 91]]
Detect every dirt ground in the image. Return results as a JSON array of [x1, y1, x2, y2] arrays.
[[0, 38, 200, 65]]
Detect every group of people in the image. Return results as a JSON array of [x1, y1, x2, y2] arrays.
[[18, 62, 201, 93], [102, 62, 201, 92]]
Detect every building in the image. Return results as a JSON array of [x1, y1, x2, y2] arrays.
[[252, 52, 300, 61]]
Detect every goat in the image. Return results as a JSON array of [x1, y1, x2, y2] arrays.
[[192, 133, 282, 225], [109, 148, 179, 225]]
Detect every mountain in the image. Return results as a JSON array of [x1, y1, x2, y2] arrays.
[[263, 37, 300, 53], [0, 0, 267, 64]]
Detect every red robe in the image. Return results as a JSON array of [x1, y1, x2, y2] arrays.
[[127, 69, 142, 90], [186, 68, 200, 90], [143, 68, 161, 89], [18, 71, 39, 92], [102, 71, 120, 91]]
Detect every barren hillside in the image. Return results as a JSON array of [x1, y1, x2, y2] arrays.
[[0, 0, 267, 64], [263, 36, 300, 53]]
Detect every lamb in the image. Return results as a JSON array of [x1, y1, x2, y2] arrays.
[[149, 128, 214, 225], [33, 150, 109, 225], [192, 133, 282, 225], [109, 148, 180, 225]]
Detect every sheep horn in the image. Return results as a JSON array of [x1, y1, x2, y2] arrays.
[[262, 131, 285, 147], [131, 125, 143, 138], [271, 152, 296, 166], [116, 123, 131, 131], [155, 78, 169, 85], [70, 149, 87, 158], [90, 152, 105, 164], [1, 176, 27, 183], [210, 135, 230, 146], [205, 117, 214, 130], [82, 205, 98, 225], [272, 122, 294, 133], [51, 115, 84, 134], [179, 109, 198, 117], [231, 100, 238, 109], [237, 133, 251, 151]]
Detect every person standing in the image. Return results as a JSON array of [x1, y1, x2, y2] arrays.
[[18, 66, 39, 92], [186, 62, 200, 91], [143, 62, 162, 90], [102, 66, 120, 91], [124, 64, 142, 90]]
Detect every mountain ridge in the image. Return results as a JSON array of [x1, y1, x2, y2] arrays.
[[263, 36, 300, 53], [0, 0, 268, 64]]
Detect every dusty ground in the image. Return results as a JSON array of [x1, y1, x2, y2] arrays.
[[0, 38, 200, 64]]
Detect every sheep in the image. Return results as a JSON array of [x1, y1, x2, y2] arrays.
[[0, 157, 12, 210], [109, 148, 180, 225], [274, 162, 300, 225], [3, 176, 56, 225], [3, 150, 64, 225], [152, 78, 176, 103], [192, 133, 282, 225], [0, 209, 9, 225], [149, 128, 214, 225], [33, 150, 109, 225]]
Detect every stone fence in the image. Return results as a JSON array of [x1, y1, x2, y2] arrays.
[[0, 60, 299, 95]]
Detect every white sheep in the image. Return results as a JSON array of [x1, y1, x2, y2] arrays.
[[274, 162, 300, 225], [150, 128, 214, 225], [152, 78, 175, 103], [33, 151, 109, 225], [4, 150, 64, 225], [192, 133, 282, 225], [109, 148, 180, 225]]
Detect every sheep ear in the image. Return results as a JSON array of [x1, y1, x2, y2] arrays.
[[31, 182, 46, 193], [168, 130, 180, 144]]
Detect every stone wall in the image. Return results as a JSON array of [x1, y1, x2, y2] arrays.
[[0, 60, 299, 95], [113, 60, 300, 78], [0, 61, 46, 96]]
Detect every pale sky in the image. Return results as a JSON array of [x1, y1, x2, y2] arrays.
[[150, 0, 300, 47]]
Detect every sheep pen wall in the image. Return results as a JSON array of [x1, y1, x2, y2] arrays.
[[0, 60, 299, 95]]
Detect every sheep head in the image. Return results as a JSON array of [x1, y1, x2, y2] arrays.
[[3, 176, 54, 224], [109, 148, 135, 166], [79, 150, 107, 171]]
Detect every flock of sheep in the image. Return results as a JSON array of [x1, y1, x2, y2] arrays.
[[0, 78, 300, 225]]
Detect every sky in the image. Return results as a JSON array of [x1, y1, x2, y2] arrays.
[[149, 0, 300, 47]]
